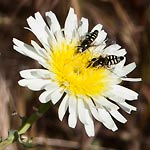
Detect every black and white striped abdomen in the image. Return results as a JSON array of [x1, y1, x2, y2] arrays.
[[86, 30, 99, 43], [87, 55, 124, 68], [105, 55, 124, 66], [78, 30, 99, 52]]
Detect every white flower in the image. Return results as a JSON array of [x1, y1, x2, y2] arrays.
[[13, 8, 141, 136]]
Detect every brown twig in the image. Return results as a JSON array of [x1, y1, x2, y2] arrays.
[[33, 137, 79, 149], [111, 0, 140, 62], [0, 75, 17, 150], [141, 84, 150, 104]]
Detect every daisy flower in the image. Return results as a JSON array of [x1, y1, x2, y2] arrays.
[[13, 8, 141, 136]]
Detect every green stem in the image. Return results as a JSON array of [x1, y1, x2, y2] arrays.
[[0, 102, 50, 150], [18, 102, 50, 134]]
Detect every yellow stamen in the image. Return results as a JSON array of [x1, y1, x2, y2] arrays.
[[47, 40, 115, 97]]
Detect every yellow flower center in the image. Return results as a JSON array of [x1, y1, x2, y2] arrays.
[[47, 40, 116, 97]]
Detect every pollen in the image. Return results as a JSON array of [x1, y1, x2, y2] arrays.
[[47, 40, 114, 97]]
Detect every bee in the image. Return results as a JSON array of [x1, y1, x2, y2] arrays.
[[88, 55, 124, 68], [78, 30, 99, 52]]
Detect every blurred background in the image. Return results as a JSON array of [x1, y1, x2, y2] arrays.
[[0, 0, 149, 149]]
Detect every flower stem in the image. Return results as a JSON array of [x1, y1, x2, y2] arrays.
[[0, 102, 50, 150], [18, 102, 50, 134]]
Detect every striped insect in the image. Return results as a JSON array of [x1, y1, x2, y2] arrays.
[[88, 55, 124, 68], [78, 30, 99, 52]]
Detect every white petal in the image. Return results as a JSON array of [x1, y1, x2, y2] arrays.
[[69, 96, 77, 114], [91, 24, 102, 32], [68, 96, 77, 128], [94, 96, 119, 110], [44, 82, 59, 91], [94, 30, 107, 45], [91, 24, 106, 45], [84, 123, 94, 137], [18, 79, 51, 91], [27, 80, 50, 91], [13, 38, 33, 55], [39, 90, 53, 103], [38, 60, 50, 69], [85, 97, 118, 132], [85, 96, 118, 132], [20, 69, 51, 79], [46, 11, 63, 41], [27, 13, 55, 49], [78, 17, 89, 38], [105, 92, 125, 103], [46, 11, 61, 34], [114, 57, 126, 70], [122, 62, 136, 76], [58, 94, 69, 121], [84, 97, 104, 123], [35, 13, 56, 45], [18, 79, 28, 87], [51, 88, 64, 104], [64, 8, 78, 42], [31, 40, 47, 57], [111, 85, 138, 100], [105, 49, 127, 56], [89, 106, 105, 123], [98, 108, 118, 131], [103, 44, 121, 54], [109, 109, 127, 123], [113, 58, 126, 76], [121, 77, 142, 82], [27, 15, 49, 49], [68, 114, 77, 128], [33, 12, 56, 44], [78, 98, 88, 124], [118, 102, 137, 114], [84, 97, 95, 108], [114, 49, 127, 56], [39, 83, 59, 103], [13, 38, 45, 63], [13, 45, 26, 55], [84, 110, 94, 137], [93, 43, 106, 55]]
